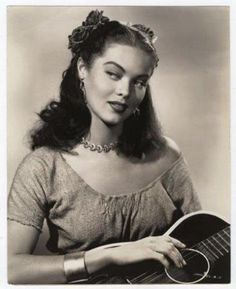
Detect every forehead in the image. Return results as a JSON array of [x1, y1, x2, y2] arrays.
[[94, 43, 154, 76]]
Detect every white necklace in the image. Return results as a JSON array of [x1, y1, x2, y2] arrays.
[[80, 137, 118, 153]]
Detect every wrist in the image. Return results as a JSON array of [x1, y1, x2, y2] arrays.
[[84, 247, 114, 274], [63, 251, 89, 283]]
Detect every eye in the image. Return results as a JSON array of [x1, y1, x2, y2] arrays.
[[134, 80, 147, 89], [106, 71, 121, 80]]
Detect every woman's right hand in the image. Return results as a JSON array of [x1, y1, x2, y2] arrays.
[[107, 235, 186, 269]]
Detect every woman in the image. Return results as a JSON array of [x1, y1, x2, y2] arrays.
[[8, 10, 201, 284]]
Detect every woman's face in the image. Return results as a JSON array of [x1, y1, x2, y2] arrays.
[[78, 43, 154, 126]]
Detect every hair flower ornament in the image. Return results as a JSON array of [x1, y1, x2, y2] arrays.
[[131, 24, 158, 44], [68, 10, 157, 55], [82, 9, 109, 26], [120, 21, 157, 45], [68, 10, 110, 54]]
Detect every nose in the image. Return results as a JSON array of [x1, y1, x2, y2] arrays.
[[116, 79, 131, 99]]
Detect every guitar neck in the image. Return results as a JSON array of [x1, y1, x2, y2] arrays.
[[193, 226, 230, 263]]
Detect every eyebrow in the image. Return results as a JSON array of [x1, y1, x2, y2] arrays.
[[103, 61, 150, 78]]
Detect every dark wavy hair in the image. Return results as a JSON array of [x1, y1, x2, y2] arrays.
[[30, 18, 166, 158]]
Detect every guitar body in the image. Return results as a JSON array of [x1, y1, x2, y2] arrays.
[[165, 212, 230, 284], [82, 211, 230, 284]]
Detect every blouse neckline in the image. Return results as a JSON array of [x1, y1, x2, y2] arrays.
[[58, 151, 183, 199]]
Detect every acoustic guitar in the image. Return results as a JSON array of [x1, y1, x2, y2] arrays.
[[78, 211, 230, 284]]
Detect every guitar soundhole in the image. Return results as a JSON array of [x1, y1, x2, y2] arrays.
[[165, 248, 210, 284]]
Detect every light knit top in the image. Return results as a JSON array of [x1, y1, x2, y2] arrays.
[[8, 147, 201, 254]]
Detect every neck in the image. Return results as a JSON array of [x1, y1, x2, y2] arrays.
[[87, 117, 123, 145]]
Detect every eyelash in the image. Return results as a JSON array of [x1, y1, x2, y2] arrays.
[[106, 71, 147, 89], [135, 80, 147, 88], [106, 71, 120, 80]]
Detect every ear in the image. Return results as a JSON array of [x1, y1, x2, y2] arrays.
[[77, 57, 88, 79]]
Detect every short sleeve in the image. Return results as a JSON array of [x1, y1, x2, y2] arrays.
[[161, 155, 202, 214], [8, 152, 49, 232]]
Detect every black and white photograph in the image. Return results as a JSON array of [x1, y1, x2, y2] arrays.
[[2, 3, 233, 286]]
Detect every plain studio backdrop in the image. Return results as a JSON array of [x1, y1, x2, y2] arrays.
[[7, 6, 230, 254]]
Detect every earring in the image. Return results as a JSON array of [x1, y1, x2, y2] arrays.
[[80, 78, 84, 90], [133, 107, 140, 117], [80, 78, 87, 104]]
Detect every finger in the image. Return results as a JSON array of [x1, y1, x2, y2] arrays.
[[152, 252, 170, 269], [159, 243, 184, 268], [168, 247, 186, 268], [168, 236, 186, 248], [153, 243, 185, 268]]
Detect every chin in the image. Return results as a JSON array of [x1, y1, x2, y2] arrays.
[[100, 114, 126, 127], [102, 118, 122, 127]]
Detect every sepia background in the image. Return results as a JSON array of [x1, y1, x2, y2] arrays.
[[8, 6, 230, 254]]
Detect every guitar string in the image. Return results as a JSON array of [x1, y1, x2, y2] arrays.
[[131, 255, 225, 283], [136, 232, 230, 284], [144, 263, 194, 283], [131, 249, 209, 284], [144, 270, 177, 284], [217, 232, 230, 246], [91, 227, 231, 284], [132, 231, 230, 283], [130, 238, 229, 284], [173, 227, 230, 260], [91, 227, 230, 284], [138, 271, 165, 283], [212, 236, 229, 252], [136, 226, 230, 280], [198, 242, 219, 260], [144, 248, 215, 285], [88, 227, 230, 284], [130, 237, 229, 284], [154, 237, 230, 283], [181, 235, 227, 260], [185, 227, 229, 256], [130, 234, 228, 283], [132, 268, 176, 284], [129, 226, 230, 284]]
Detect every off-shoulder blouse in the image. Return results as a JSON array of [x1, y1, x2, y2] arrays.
[[8, 147, 201, 253]]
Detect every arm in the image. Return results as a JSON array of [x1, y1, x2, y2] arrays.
[[8, 220, 117, 284], [8, 151, 70, 284], [8, 220, 187, 284], [8, 221, 66, 284]]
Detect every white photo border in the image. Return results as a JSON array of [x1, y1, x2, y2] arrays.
[[1, 1, 235, 289]]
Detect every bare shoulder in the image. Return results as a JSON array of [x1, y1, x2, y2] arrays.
[[163, 136, 181, 163], [143, 136, 182, 176], [154, 136, 181, 173]]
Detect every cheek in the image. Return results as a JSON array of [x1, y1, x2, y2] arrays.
[[88, 74, 114, 98]]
